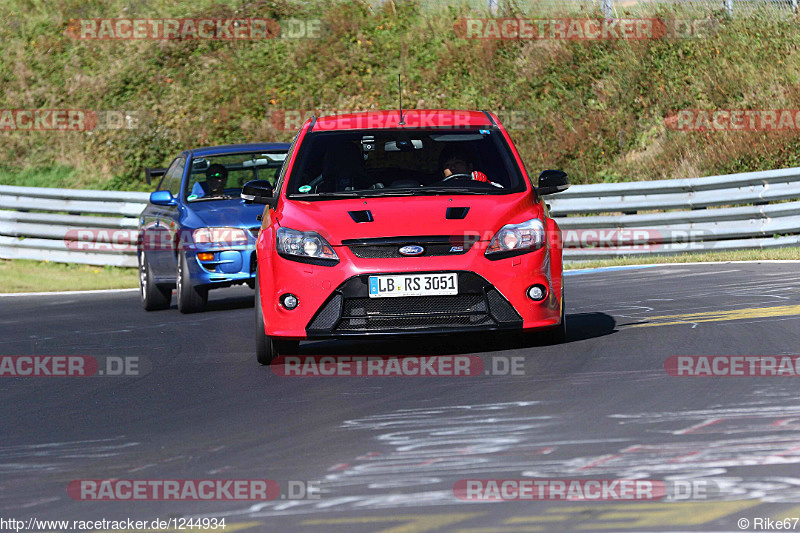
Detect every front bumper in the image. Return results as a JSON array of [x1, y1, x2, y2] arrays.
[[306, 271, 522, 337], [259, 239, 563, 339], [188, 248, 257, 288]]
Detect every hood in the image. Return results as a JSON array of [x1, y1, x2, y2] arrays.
[[276, 193, 540, 245], [186, 199, 264, 229]]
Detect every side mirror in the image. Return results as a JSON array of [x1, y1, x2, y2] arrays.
[[150, 190, 177, 206], [536, 170, 570, 196], [242, 180, 277, 208]]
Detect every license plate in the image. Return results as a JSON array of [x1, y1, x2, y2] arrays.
[[368, 273, 458, 298]]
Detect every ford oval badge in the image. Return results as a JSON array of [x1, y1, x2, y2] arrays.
[[399, 245, 424, 256]]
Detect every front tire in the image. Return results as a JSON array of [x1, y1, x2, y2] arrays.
[[176, 252, 207, 314], [139, 251, 171, 311]]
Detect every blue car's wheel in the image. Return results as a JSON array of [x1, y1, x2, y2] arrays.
[[176, 252, 207, 314], [139, 250, 171, 311]]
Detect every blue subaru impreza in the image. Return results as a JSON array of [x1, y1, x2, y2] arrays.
[[138, 143, 290, 313]]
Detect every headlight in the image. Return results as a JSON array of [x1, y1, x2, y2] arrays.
[[485, 218, 545, 257], [277, 227, 338, 262], [193, 227, 248, 245]]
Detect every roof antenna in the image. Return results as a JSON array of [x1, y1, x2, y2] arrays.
[[398, 74, 405, 126]]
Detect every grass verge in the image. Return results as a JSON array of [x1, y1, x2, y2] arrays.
[[0, 259, 138, 293], [565, 246, 800, 270]]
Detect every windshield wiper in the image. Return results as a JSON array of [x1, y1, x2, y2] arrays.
[[413, 187, 490, 195], [358, 189, 418, 197], [297, 191, 362, 198], [190, 194, 235, 202]]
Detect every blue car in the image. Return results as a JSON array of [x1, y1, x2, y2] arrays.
[[138, 143, 290, 313]]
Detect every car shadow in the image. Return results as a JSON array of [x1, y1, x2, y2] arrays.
[[563, 312, 617, 343], [181, 289, 255, 313], [301, 312, 616, 357]]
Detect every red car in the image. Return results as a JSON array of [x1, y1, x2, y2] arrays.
[[242, 110, 570, 364]]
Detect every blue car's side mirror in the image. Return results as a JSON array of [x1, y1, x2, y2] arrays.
[[150, 190, 177, 206]]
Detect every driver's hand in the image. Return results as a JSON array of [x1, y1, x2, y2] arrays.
[[471, 171, 489, 183]]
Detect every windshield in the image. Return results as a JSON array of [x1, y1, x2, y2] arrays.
[[286, 129, 526, 199], [185, 151, 287, 202]]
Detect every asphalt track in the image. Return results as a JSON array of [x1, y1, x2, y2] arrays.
[[2, 262, 800, 532]]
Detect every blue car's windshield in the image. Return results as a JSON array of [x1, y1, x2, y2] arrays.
[[185, 151, 286, 202]]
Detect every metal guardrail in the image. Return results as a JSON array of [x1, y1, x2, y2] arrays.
[[0, 185, 148, 268], [550, 167, 800, 260], [0, 166, 799, 266]]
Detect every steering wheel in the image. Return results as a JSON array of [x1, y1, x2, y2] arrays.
[[441, 173, 473, 182]]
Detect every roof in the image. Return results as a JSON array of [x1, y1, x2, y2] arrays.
[[311, 109, 496, 131], [186, 143, 291, 157]]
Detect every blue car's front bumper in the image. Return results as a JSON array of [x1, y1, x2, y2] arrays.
[[186, 246, 257, 289]]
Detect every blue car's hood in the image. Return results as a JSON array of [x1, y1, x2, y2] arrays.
[[187, 199, 264, 229]]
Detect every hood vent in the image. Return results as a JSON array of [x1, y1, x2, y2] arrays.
[[446, 207, 470, 220], [348, 210, 374, 223]]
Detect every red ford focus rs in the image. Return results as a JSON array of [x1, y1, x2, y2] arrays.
[[242, 110, 570, 364]]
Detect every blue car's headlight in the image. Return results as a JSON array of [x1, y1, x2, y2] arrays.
[[277, 227, 338, 262], [193, 227, 248, 245]]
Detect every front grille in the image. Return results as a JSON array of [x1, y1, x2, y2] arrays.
[[308, 293, 342, 330], [306, 272, 521, 335], [344, 236, 476, 259], [343, 294, 486, 317], [337, 314, 495, 330], [486, 288, 522, 322]]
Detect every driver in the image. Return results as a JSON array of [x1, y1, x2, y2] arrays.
[[191, 163, 228, 198], [438, 145, 491, 183]]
